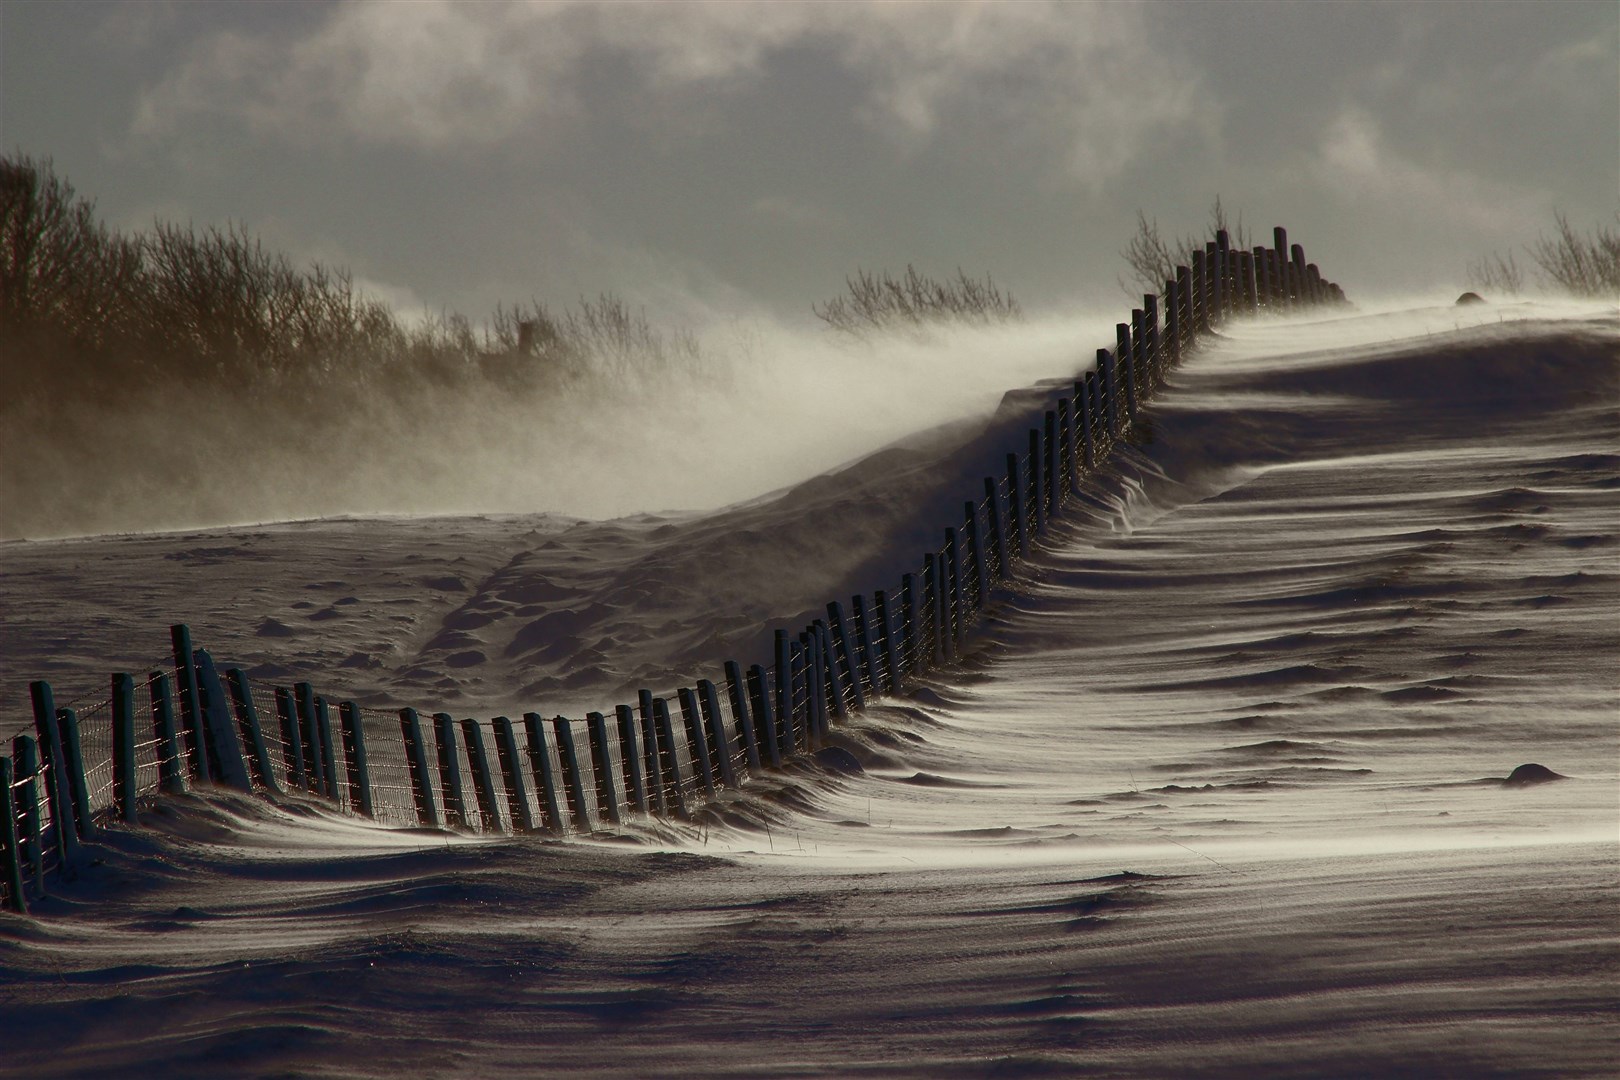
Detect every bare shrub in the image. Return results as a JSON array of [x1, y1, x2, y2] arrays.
[[0, 153, 713, 410], [813, 265, 1021, 334], [1467, 212, 1620, 300], [1527, 212, 1620, 298], [1466, 251, 1525, 296], [1120, 196, 1251, 296]]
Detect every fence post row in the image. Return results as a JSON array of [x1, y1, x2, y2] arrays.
[[0, 228, 1345, 906]]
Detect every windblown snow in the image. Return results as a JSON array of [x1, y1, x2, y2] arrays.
[[1, 299, 1615, 1077]]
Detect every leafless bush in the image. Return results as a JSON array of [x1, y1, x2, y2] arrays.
[[0, 153, 710, 412], [1466, 250, 1525, 296], [1119, 196, 1251, 297], [1528, 212, 1620, 298], [1467, 212, 1619, 300], [1, 155, 146, 397], [813, 265, 1022, 334]]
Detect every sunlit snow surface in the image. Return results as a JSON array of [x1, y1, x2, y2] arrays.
[[1, 300, 1616, 1076]]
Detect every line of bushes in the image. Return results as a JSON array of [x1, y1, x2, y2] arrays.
[[1468, 211, 1620, 299], [0, 154, 703, 410]]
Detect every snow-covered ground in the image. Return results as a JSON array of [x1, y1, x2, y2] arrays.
[[1, 300, 1616, 1077]]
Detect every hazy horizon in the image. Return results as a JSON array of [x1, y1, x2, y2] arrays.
[[3, 1, 1614, 328]]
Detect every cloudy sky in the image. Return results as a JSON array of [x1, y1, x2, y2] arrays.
[[3, 1, 1614, 326]]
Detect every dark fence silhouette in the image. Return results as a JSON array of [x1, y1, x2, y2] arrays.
[[2, 229, 1346, 915]]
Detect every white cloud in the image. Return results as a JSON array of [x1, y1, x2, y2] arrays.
[[129, 0, 1214, 189], [1312, 108, 1546, 234]]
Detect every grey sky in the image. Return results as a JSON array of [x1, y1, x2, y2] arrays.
[[3, 0, 1614, 327]]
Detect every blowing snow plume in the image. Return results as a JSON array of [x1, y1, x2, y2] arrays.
[[0, 155, 1102, 540]]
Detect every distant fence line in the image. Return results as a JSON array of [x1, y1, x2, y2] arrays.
[[2, 229, 1346, 915]]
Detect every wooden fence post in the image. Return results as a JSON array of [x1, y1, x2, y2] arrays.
[[636, 690, 667, 816], [809, 622, 835, 731], [1143, 295, 1160, 380], [0, 757, 24, 913], [29, 682, 80, 867], [224, 668, 277, 791], [1163, 279, 1180, 362], [1130, 309, 1147, 397], [943, 528, 960, 662], [964, 501, 988, 615], [294, 683, 324, 795], [773, 631, 794, 756], [169, 625, 211, 783], [788, 637, 807, 749], [1272, 227, 1289, 307], [1058, 398, 1074, 498], [398, 708, 441, 828], [614, 705, 648, 812], [900, 573, 919, 679], [800, 626, 828, 728], [272, 687, 302, 789], [585, 712, 622, 825], [698, 680, 738, 789], [874, 590, 899, 694], [985, 477, 1009, 579], [112, 673, 138, 821], [1097, 350, 1118, 439], [824, 603, 862, 711], [11, 737, 42, 890], [802, 631, 827, 743], [552, 718, 592, 832], [851, 595, 879, 697], [1028, 428, 1045, 535], [922, 556, 940, 668], [1213, 232, 1228, 319], [55, 709, 91, 841], [1043, 410, 1059, 519], [1116, 323, 1137, 422], [746, 665, 781, 768], [651, 699, 690, 818], [522, 712, 567, 833], [152, 673, 188, 795], [677, 689, 716, 799], [724, 662, 762, 772], [338, 701, 373, 817], [1076, 378, 1096, 472], [433, 712, 469, 829], [1177, 266, 1194, 347], [194, 651, 252, 792], [1007, 453, 1028, 561], [1191, 249, 1207, 332], [493, 716, 536, 831], [314, 696, 340, 800]]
